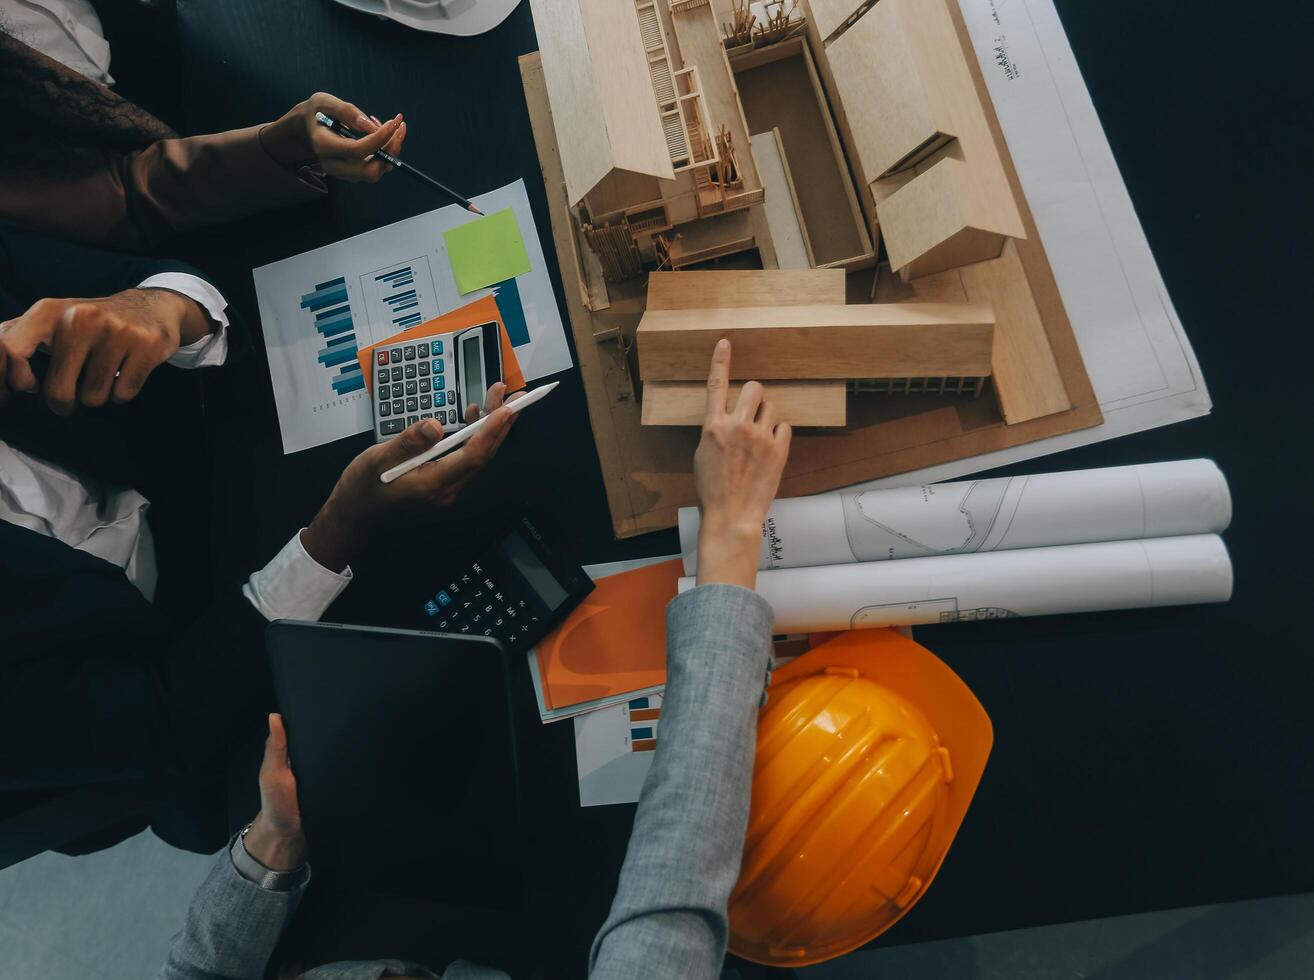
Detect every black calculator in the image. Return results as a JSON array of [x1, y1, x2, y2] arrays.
[[419, 514, 594, 650]]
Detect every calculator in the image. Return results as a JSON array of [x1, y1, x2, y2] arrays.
[[371, 321, 503, 441], [419, 514, 595, 651]]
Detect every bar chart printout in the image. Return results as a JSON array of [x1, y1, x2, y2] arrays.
[[255, 179, 571, 454], [300, 276, 364, 396], [362, 256, 441, 333], [575, 693, 665, 806], [378, 265, 422, 328], [628, 697, 660, 752]]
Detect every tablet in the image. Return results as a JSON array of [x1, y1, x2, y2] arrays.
[[265, 621, 524, 908]]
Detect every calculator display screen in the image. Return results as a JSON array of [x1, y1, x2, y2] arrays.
[[462, 333, 484, 403], [500, 531, 568, 610]]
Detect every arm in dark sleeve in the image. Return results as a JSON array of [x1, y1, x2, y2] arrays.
[[0, 556, 273, 807], [0, 130, 324, 253], [0, 31, 321, 251], [156, 847, 306, 980], [589, 584, 774, 980], [114, 125, 326, 251], [0, 522, 275, 857], [0, 224, 218, 306]]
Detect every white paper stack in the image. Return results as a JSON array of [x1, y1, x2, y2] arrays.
[[678, 460, 1234, 632]]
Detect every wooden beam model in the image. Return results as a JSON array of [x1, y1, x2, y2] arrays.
[[642, 269, 849, 428], [643, 379, 847, 427], [646, 268, 844, 309], [637, 303, 996, 381]]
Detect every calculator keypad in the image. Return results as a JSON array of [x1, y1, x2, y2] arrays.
[[423, 562, 542, 647], [373, 337, 461, 441]]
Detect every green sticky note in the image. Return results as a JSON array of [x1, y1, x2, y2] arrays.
[[443, 207, 532, 295]]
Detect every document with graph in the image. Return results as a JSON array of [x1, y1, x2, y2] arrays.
[[253, 178, 571, 454], [575, 693, 665, 808]]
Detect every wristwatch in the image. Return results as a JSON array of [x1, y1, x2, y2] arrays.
[[230, 822, 311, 892]]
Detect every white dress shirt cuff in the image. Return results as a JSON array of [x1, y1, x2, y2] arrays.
[[243, 530, 354, 622], [137, 272, 231, 369]]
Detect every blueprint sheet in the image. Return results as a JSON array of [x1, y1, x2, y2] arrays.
[[679, 535, 1233, 632], [679, 460, 1231, 574], [857, 0, 1212, 489]]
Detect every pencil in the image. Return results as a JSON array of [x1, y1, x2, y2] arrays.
[[314, 111, 484, 216]]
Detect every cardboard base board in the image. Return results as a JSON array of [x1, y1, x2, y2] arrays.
[[520, 9, 1100, 539]]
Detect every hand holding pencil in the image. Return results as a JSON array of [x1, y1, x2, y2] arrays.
[[263, 92, 408, 184], [312, 107, 484, 214]]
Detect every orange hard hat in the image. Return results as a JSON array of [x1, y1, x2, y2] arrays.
[[727, 628, 993, 967]]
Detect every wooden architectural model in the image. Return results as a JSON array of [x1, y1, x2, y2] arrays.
[[522, 0, 1103, 537]]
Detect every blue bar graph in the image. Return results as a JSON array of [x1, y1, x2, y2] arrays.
[[318, 344, 358, 368], [301, 277, 348, 312], [301, 276, 363, 399], [490, 278, 530, 347], [332, 361, 365, 395], [374, 262, 434, 328]]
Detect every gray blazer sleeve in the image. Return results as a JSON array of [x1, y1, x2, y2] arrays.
[[589, 583, 774, 980], [156, 845, 307, 980]]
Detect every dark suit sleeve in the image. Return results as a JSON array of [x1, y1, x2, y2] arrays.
[[0, 128, 325, 253], [0, 520, 273, 858], [0, 521, 272, 796], [116, 126, 327, 250], [0, 224, 218, 310]]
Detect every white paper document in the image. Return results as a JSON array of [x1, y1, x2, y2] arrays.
[[679, 459, 1231, 574], [679, 535, 1233, 632], [252, 179, 572, 454], [574, 693, 664, 808], [860, 0, 1211, 488]]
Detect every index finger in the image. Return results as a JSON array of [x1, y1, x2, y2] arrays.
[[0, 301, 65, 394], [268, 712, 286, 749], [353, 114, 402, 158], [704, 338, 731, 422]]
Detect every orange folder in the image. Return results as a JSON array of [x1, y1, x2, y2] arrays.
[[534, 559, 685, 710], [356, 294, 526, 396]]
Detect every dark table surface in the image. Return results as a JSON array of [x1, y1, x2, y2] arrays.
[[171, 0, 1313, 974]]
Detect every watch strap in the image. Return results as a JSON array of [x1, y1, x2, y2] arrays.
[[230, 823, 311, 892]]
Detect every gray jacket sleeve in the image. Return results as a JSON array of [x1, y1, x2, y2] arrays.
[[156, 845, 307, 980], [589, 583, 774, 980]]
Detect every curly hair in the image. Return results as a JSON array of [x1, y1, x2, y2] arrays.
[[0, 28, 177, 176]]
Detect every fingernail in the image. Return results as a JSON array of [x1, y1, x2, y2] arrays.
[[355, 113, 372, 130], [716, 338, 730, 352], [422, 419, 441, 439], [370, 114, 381, 125]]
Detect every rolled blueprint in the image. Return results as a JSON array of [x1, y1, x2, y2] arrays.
[[679, 459, 1230, 575], [677, 535, 1233, 632]]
